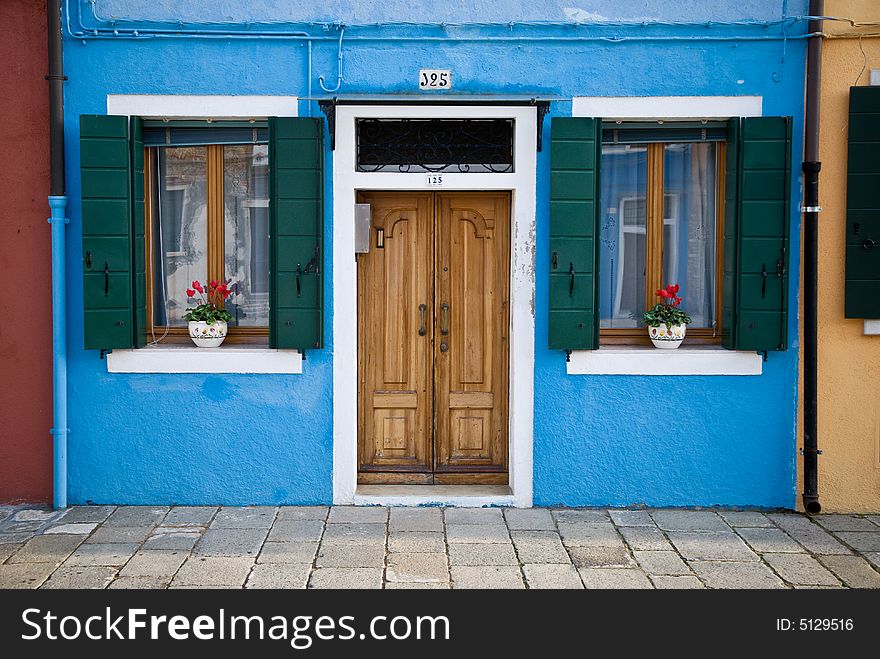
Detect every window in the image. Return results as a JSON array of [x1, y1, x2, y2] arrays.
[[598, 137, 724, 343], [145, 128, 270, 343], [356, 118, 514, 173]]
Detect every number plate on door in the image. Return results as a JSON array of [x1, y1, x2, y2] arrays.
[[419, 69, 452, 90]]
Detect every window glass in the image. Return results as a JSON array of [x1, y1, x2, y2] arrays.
[[662, 143, 717, 329], [151, 147, 208, 327], [223, 144, 270, 327], [598, 144, 648, 329]]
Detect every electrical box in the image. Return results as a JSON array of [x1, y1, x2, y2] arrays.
[[354, 203, 371, 254]]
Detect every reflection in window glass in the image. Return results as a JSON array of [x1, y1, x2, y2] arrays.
[[662, 143, 717, 328], [151, 147, 208, 327], [224, 145, 270, 327], [598, 144, 648, 328]]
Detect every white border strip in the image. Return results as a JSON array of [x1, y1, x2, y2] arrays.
[[107, 347, 303, 374], [572, 95, 762, 120], [864, 320, 880, 336], [107, 95, 298, 118], [566, 347, 762, 376], [332, 104, 537, 508]]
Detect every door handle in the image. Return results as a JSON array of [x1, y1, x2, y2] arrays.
[[104, 262, 110, 297], [418, 303, 427, 336], [440, 303, 449, 336]]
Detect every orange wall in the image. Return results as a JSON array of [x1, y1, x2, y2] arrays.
[[799, 0, 880, 512], [0, 0, 52, 503]]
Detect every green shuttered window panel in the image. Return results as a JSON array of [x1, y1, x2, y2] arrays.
[[548, 117, 601, 352], [80, 114, 146, 351], [269, 117, 324, 350], [548, 115, 791, 355], [722, 116, 792, 352], [845, 86, 880, 318]]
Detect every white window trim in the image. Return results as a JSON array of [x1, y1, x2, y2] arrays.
[[332, 104, 536, 508], [571, 95, 764, 375], [566, 346, 762, 376], [107, 346, 302, 374], [102, 94, 300, 373], [107, 95, 298, 118], [864, 320, 880, 335], [572, 95, 762, 120]]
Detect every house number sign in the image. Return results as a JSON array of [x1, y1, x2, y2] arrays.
[[425, 174, 444, 187], [419, 69, 452, 90]]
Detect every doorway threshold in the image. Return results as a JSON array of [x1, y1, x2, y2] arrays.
[[354, 484, 514, 508]]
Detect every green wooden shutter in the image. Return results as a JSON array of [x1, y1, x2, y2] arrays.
[[844, 86, 880, 318], [269, 117, 324, 350], [80, 114, 145, 351], [548, 117, 601, 352], [722, 116, 792, 351]]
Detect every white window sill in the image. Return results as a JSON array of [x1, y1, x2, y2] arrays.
[[864, 320, 880, 336], [106, 345, 302, 374], [566, 346, 762, 376]]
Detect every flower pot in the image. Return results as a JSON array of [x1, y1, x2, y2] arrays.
[[188, 320, 228, 348], [647, 323, 686, 349]]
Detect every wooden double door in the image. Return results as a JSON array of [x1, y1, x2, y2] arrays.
[[357, 192, 510, 484]]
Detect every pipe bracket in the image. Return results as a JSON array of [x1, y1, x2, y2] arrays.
[[49, 428, 69, 436], [47, 216, 70, 224], [800, 206, 822, 213]]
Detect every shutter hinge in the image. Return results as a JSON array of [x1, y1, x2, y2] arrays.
[[800, 447, 824, 456], [565, 349, 572, 363]]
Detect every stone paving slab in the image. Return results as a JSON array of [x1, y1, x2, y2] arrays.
[[64, 543, 140, 567], [578, 568, 653, 589], [386, 552, 449, 583], [389, 508, 443, 532], [817, 555, 880, 588], [617, 526, 672, 551], [451, 566, 524, 589], [119, 550, 188, 578], [762, 553, 840, 586], [162, 506, 217, 527], [172, 556, 255, 587], [246, 563, 310, 589], [257, 541, 319, 564], [42, 565, 117, 589], [510, 530, 571, 563], [652, 511, 730, 533], [690, 561, 785, 589], [736, 527, 805, 553], [667, 531, 758, 562], [388, 532, 445, 553], [2, 505, 878, 590], [633, 550, 692, 576], [522, 563, 583, 589]]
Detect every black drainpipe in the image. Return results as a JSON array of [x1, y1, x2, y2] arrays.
[[47, 0, 65, 197], [802, 0, 823, 514]]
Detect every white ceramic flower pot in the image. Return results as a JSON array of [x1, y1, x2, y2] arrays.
[[648, 323, 686, 349], [188, 320, 228, 348]]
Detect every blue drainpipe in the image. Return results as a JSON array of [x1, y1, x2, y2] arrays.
[[48, 195, 69, 510]]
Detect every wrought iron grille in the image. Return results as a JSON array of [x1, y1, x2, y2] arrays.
[[356, 118, 514, 173]]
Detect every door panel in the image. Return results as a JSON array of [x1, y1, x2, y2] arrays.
[[357, 193, 433, 481], [435, 193, 510, 482], [357, 191, 509, 485]]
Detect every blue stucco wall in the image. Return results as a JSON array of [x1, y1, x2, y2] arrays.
[[63, 0, 808, 507]]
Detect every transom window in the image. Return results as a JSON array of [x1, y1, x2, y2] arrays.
[[355, 118, 514, 173], [145, 123, 270, 343], [598, 124, 725, 343]]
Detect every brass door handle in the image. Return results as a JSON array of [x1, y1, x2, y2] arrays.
[[418, 303, 427, 336], [440, 303, 449, 336]]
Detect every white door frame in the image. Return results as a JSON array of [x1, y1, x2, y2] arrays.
[[331, 104, 536, 507]]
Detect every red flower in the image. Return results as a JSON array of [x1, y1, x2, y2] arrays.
[[209, 279, 219, 290], [186, 288, 195, 298], [657, 289, 670, 299], [192, 280, 204, 294]]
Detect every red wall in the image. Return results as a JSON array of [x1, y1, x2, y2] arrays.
[[0, 0, 52, 503]]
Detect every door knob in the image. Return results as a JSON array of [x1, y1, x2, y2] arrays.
[[418, 303, 427, 336], [440, 342, 448, 353], [440, 303, 449, 336]]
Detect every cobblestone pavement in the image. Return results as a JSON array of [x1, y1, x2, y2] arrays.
[[1, 505, 879, 589]]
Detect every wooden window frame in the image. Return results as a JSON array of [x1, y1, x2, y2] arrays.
[[599, 141, 725, 346], [144, 144, 269, 345]]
